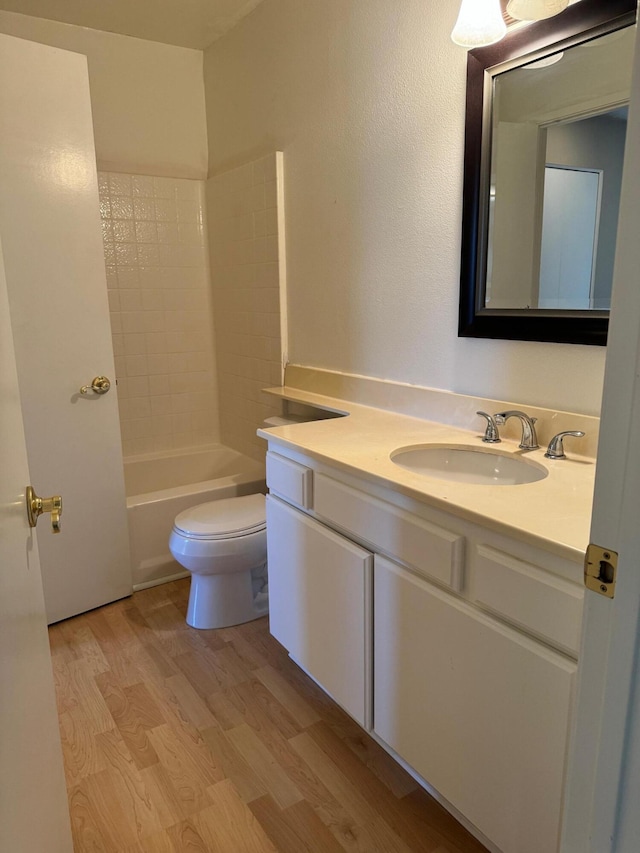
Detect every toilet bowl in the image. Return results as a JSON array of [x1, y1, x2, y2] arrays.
[[169, 493, 268, 629]]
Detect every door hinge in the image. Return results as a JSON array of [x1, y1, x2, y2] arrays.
[[584, 544, 618, 598]]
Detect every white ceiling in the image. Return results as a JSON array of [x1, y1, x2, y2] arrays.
[[0, 0, 265, 49]]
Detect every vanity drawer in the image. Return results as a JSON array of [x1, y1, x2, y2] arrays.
[[314, 474, 465, 591], [266, 451, 313, 509], [474, 545, 584, 656]]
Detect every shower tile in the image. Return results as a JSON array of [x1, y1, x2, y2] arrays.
[[157, 223, 179, 245], [99, 169, 220, 455], [111, 198, 134, 220], [135, 222, 158, 244], [150, 395, 173, 416], [134, 198, 156, 221], [103, 243, 116, 265], [132, 175, 155, 197], [129, 397, 152, 419], [125, 355, 148, 377], [171, 394, 191, 413], [137, 245, 160, 267], [119, 290, 142, 312], [113, 220, 136, 243], [123, 333, 146, 356], [265, 180, 277, 208], [266, 208, 278, 236], [147, 354, 170, 375], [254, 210, 267, 238], [177, 199, 200, 223], [113, 355, 126, 378], [142, 311, 165, 333], [169, 353, 189, 373], [109, 173, 132, 196], [152, 415, 173, 437], [116, 267, 140, 288], [252, 157, 266, 185], [115, 243, 138, 265], [155, 198, 177, 222], [100, 198, 112, 220], [171, 413, 192, 435], [147, 375, 169, 397], [111, 333, 124, 357], [121, 312, 145, 333], [97, 172, 110, 194], [153, 434, 174, 452], [109, 313, 122, 334], [178, 223, 202, 246], [141, 289, 164, 311]]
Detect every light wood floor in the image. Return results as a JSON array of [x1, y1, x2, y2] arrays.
[[48, 579, 488, 853]]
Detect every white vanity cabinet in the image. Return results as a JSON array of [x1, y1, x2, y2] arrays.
[[266, 495, 372, 728], [374, 554, 576, 853], [264, 446, 584, 853]]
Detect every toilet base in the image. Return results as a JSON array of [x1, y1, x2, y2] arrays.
[[186, 565, 269, 629]]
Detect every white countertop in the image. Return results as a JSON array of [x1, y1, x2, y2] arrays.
[[258, 386, 596, 564]]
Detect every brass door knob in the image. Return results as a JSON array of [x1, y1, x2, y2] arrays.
[[26, 486, 63, 533], [80, 375, 111, 395]]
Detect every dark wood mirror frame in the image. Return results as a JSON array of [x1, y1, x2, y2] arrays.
[[458, 0, 637, 346]]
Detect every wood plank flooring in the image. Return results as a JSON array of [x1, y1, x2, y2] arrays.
[[49, 579, 488, 853]]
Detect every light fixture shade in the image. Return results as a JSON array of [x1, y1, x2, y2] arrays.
[[451, 0, 507, 48], [506, 0, 570, 21]]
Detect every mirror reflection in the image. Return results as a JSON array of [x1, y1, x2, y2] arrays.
[[485, 26, 634, 313]]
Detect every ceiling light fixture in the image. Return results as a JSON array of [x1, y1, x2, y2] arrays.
[[506, 0, 570, 21], [451, 0, 507, 49], [452, 0, 574, 49]]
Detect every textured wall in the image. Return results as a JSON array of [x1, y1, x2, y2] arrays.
[[203, 0, 607, 415], [0, 11, 208, 178]]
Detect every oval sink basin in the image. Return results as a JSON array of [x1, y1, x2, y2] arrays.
[[390, 444, 548, 486]]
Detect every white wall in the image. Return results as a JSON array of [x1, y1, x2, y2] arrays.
[[0, 11, 208, 179], [207, 154, 285, 462], [204, 0, 607, 415]]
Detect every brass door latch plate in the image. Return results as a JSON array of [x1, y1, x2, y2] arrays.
[[585, 544, 617, 598]]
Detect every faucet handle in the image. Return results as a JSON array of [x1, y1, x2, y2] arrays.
[[476, 411, 501, 443], [545, 431, 585, 460]]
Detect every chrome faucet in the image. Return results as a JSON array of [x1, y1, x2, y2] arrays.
[[476, 411, 501, 443], [545, 430, 585, 459], [494, 410, 539, 450]]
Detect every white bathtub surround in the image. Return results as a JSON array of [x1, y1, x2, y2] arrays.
[[98, 170, 220, 457], [207, 153, 286, 463], [125, 444, 265, 589]]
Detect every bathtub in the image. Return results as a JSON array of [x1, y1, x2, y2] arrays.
[[125, 445, 266, 590]]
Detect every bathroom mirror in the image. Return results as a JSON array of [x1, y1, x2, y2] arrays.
[[458, 0, 637, 346]]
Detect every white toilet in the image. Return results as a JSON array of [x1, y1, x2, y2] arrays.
[[169, 493, 268, 629]]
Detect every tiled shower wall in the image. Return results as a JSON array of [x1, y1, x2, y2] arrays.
[[98, 172, 219, 457], [207, 153, 285, 462]]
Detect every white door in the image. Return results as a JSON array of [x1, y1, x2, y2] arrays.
[[0, 236, 73, 851], [0, 34, 132, 624], [561, 22, 640, 853], [538, 166, 601, 310]]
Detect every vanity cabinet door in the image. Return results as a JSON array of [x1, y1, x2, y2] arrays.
[[374, 555, 576, 853], [266, 495, 372, 728]]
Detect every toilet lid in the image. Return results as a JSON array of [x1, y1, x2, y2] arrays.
[[173, 494, 266, 539]]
